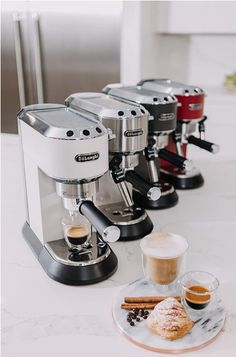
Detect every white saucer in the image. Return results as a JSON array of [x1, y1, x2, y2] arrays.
[[112, 278, 226, 353]]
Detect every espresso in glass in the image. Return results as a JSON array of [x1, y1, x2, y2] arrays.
[[66, 226, 89, 246], [140, 232, 188, 287], [185, 285, 211, 310], [179, 271, 219, 315]]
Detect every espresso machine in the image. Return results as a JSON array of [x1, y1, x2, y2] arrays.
[[103, 85, 192, 209], [17, 104, 120, 285], [66, 93, 161, 240], [139, 79, 220, 189]]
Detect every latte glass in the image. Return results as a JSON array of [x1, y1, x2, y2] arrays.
[[140, 232, 188, 292]]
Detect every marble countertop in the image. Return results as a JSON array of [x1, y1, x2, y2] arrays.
[[2, 133, 236, 357]]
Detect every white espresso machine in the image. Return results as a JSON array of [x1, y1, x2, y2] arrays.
[[17, 104, 120, 285]]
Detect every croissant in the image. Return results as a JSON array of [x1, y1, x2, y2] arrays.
[[146, 297, 194, 340]]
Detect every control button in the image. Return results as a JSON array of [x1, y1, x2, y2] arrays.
[[153, 97, 158, 102], [131, 110, 137, 116], [66, 130, 74, 137], [118, 111, 124, 116], [83, 129, 90, 136], [141, 109, 145, 114], [96, 127, 102, 133]]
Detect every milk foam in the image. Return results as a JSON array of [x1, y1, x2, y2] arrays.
[[140, 232, 188, 259]]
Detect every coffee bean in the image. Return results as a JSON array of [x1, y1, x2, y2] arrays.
[[144, 310, 149, 315], [139, 309, 144, 316], [132, 315, 136, 319], [134, 308, 139, 314], [127, 317, 132, 322], [130, 321, 135, 326], [136, 317, 140, 322], [143, 315, 148, 319]]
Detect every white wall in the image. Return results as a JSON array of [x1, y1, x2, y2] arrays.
[[121, 1, 236, 161], [157, 34, 236, 87], [121, 1, 236, 87]]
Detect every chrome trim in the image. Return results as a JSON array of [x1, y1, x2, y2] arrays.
[[211, 144, 220, 154], [147, 160, 159, 183], [45, 233, 111, 267], [100, 202, 147, 226], [160, 185, 175, 196], [66, 92, 149, 154], [32, 13, 44, 103], [103, 85, 178, 105], [153, 134, 169, 149], [140, 79, 205, 97], [161, 166, 201, 179], [147, 186, 161, 201], [13, 13, 26, 107], [116, 181, 134, 207], [121, 154, 139, 170], [18, 105, 108, 140], [179, 117, 205, 123], [183, 159, 194, 172], [56, 181, 96, 200], [103, 226, 120, 243]]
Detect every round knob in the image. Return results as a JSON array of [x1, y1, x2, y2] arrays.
[[147, 186, 161, 201], [103, 226, 120, 243], [183, 159, 193, 172], [211, 144, 220, 154]]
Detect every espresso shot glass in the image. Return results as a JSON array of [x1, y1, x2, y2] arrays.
[[178, 271, 219, 318], [62, 212, 91, 252]]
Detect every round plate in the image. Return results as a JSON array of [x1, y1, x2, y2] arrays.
[[113, 278, 225, 353]]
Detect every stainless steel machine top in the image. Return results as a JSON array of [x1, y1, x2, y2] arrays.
[[66, 93, 149, 155], [138, 79, 204, 96], [103, 85, 177, 105], [66, 92, 149, 120], [103, 85, 178, 135], [18, 103, 107, 140]]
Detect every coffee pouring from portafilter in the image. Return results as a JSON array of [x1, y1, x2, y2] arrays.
[[18, 104, 120, 285], [139, 79, 220, 189], [103, 85, 193, 209], [65, 92, 161, 241]]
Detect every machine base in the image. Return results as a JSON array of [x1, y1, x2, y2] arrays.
[[117, 214, 153, 241], [132, 182, 178, 210], [22, 222, 118, 285], [99, 203, 153, 241], [161, 168, 204, 190]]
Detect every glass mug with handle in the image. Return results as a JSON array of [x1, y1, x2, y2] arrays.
[[140, 232, 189, 293]]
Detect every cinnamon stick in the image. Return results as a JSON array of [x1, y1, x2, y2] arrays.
[[124, 296, 181, 304], [121, 303, 157, 310]]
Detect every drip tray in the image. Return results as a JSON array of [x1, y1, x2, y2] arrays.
[[99, 202, 147, 225], [45, 233, 110, 266]]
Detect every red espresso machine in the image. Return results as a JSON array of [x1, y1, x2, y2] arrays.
[[138, 79, 220, 189]]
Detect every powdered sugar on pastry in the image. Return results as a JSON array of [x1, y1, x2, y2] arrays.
[[146, 297, 194, 340]]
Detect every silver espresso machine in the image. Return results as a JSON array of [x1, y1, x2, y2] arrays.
[[102, 84, 191, 209], [65, 93, 161, 241], [18, 104, 120, 285]]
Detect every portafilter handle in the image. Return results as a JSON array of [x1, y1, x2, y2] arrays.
[[158, 148, 193, 171], [187, 135, 220, 154], [125, 170, 161, 201], [79, 201, 120, 243]]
